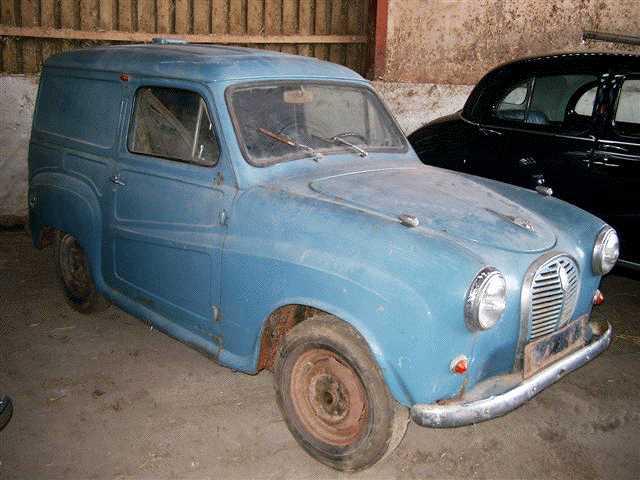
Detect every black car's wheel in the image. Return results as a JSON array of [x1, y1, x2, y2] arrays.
[[55, 232, 109, 314], [0, 396, 13, 431], [274, 315, 408, 472]]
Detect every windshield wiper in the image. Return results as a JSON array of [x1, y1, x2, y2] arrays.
[[329, 135, 368, 157], [257, 127, 322, 161]]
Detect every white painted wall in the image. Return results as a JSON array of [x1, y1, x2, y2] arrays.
[[372, 81, 474, 134], [0, 75, 472, 222], [0, 75, 39, 224]]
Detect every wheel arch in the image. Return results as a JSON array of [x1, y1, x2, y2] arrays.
[[252, 296, 417, 407], [29, 172, 105, 289]]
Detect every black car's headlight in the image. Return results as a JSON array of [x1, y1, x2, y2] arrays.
[[592, 227, 619, 275], [465, 267, 507, 331]]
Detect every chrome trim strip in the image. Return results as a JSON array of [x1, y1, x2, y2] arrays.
[[617, 259, 640, 271], [410, 321, 612, 428]]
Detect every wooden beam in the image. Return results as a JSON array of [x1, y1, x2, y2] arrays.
[[281, 0, 297, 54], [211, 0, 229, 34], [1, 0, 18, 72], [156, 0, 172, 34], [329, 0, 345, 64], [314, 0, 329, 60], [0, 26, 368, 44], [373, 0, 388, 79], [193, 0, 211, 34], [21, 0, 40, 73], [297, 0, 312, 57]]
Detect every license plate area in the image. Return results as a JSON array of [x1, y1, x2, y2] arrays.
[[524, 316, 589, 378]]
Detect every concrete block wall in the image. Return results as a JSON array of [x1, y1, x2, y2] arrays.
[[383, 0, 640, 85], [0, 75, 470, 222], [0, 76, 38, 225]]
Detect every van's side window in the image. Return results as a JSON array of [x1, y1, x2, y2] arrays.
[[128, 87, 220, 166]]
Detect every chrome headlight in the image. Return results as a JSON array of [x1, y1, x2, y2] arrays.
[[465, 267, 507, 331], [592, 227, 619, 275]]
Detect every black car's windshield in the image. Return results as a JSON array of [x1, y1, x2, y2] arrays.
[[227, 81, 407, 166]]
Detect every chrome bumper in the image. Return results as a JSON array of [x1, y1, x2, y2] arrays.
[[411, 321, 613, 428]]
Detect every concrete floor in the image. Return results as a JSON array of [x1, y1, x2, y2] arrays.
[[1, 229, 639, 479]]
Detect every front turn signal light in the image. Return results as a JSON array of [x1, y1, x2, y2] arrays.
[[450, 355, 468, 375], [593, 289, 605, 306]]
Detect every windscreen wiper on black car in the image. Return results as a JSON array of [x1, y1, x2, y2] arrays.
[[257, 127, 322, 161]]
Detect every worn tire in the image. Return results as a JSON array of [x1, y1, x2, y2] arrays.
[[274, 315, 408, 471], [54, 232, 110, 314], [0, 396, 13, 432]]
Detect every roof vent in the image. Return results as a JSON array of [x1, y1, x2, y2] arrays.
[[152, 37, 190, 45]]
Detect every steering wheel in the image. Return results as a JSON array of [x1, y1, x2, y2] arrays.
[[278, 122, 327, 141]]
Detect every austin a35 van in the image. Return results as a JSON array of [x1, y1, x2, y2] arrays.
[[28, 43, 616, 471]]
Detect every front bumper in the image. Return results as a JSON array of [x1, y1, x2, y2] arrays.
[[411, 321, 612, 428]]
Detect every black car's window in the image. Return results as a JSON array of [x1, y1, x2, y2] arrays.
[[614, 79, 640, 137], [574, 86, 598, 116], [495, 79, 532, 123], [129, 87, 220, 166], [490, 74, 598, 134]]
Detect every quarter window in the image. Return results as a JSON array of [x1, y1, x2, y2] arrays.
[[495, 79, 531, 123], [614, 79, 640, 137], [129, 87, 219, 166], [574, 86, 597, 116]]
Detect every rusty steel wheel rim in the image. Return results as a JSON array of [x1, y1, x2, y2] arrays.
[[59, 236, 92, 300], [290, 348, 369, 447]]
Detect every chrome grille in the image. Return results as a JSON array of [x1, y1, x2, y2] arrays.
[[526, 254, 580, 340]]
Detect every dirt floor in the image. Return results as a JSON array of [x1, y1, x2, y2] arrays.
[[1, 229, 639, 479]]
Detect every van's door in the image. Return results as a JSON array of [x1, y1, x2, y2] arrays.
[[103, 81, 235, 340]]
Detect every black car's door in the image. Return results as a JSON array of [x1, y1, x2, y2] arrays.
[[591, 74, 640, 265], [477, 72, 607, 209]]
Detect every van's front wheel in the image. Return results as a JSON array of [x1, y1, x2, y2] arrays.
[[274, 315, 408, 472], [55, 232, 109, 313]]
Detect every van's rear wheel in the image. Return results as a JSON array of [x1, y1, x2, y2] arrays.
[[274, 315, 408, 471], [55, 232, 109, 314]]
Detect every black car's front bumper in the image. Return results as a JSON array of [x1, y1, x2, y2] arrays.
[[411, 321, 612, 428]]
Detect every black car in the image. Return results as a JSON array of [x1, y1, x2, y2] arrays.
[[409, 52, 639, 268]]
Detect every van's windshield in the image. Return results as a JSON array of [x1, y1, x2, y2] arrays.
[[226, 81, 407, 166]]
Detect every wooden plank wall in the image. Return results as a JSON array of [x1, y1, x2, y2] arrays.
[[0, 0, 371, 75]]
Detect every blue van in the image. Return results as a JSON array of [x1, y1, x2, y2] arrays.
[[28, 44, 615, 471]]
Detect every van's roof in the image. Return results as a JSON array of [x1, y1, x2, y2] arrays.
[[44, 44, 364, 83]]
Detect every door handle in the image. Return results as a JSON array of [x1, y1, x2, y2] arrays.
[[110, 175, 126, 186], [592, 158, 621, 167], [599, 144, 627, 152]]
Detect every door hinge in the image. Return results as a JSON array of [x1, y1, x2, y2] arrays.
[[212, 305, 222, 323], [218, 209, 228, 226]]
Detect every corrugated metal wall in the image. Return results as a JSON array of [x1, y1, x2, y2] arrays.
[[0, 0, 372, 75]]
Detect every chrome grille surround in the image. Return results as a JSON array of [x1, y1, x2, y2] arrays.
[[521, 253, 581, 341]]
